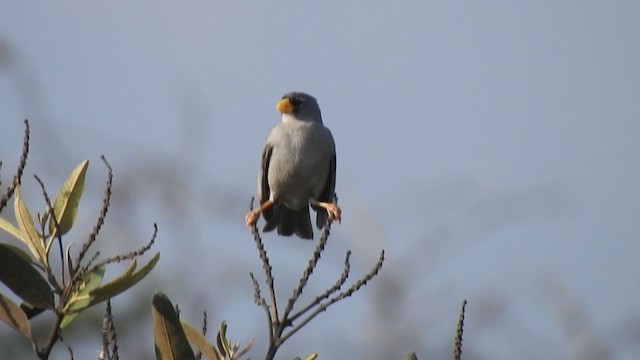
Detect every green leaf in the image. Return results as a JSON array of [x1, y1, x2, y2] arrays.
[[302, 353, 318, 360], [403, 352, 418, 360], [181, 321, 221, 360], [14, 187, 47, 265], [0, 243, 54, 310], [233, 336, 254, 359], [216, 321, 229, 357], [89, 252, 160, 307], [65, 243, 75, 280], [213, 321, 252, 359], [49, 159, 88, 238], [152, 292, 196, 360], [0, 243, 32, 262], [60, 265, 106, 328], [0, 217, 24, 243], [0, 292, 33, 341]]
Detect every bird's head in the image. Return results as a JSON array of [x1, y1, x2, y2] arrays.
[[276, 92, 323, 123]]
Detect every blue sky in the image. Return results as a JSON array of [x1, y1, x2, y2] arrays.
[[1, 1, 639, 359]]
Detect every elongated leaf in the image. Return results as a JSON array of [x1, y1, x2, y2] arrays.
[[403, 353, 418, 360], [60, 265, 106, 328], [233, 336, 254, 359], [0, 243, 54, 310], [152, 292, 196, 360], [89, 252, 159, 306], [0, 292, 33, 341], [49, 160, 88, 238], [14, 187, 47, 265], [216, 321, 229, 357], [65, 243, 75, 280], [0, 243, 32, 262], [20, 302, 46, 319], [0, 217, 24, 243], [181, 321, 221, 360]]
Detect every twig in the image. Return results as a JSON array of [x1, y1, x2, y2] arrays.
[[75, 156, 112, 276], [281, 223, 332, 326], [279, 250, 385, 344], [289, 250, 351, 323], [38, 310, 64, 359], [92, 223, 157, 269], [66, 345, 74, 360], [0, 119, 30, 213], [249, 197, 279, 331], [33, 174, 64, 291], [201, 311, 208, 336], [250, 272, 273, 346], [453, 299, 467, 360], [195, 311, 208, 360], [100, 299, 119, 360]]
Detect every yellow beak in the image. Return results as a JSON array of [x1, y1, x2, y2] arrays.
[[276, 98, 294, 113]]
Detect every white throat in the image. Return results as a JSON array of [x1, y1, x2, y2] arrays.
[[281, 113, 299, 123]]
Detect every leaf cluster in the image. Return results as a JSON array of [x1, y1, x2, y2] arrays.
[[0, 120, 160, 359]]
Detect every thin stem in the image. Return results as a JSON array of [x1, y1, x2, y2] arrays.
[[281, 223, 331, 327], [38, 310, 64, 359], [33, 174, 65, 288], [249, 197, 279, 328], [74, 156, 112, 277], [280, 250, 385, 344], [289, 250, 351, 324], [453, 299, 467, 360], [0, 119, 30, 213]]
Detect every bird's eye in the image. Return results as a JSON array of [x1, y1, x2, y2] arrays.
[[289, 98, 302, 109]]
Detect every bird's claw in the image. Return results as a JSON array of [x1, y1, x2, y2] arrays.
[[245, 211, 260, 227], [326, 203, 342, 224]]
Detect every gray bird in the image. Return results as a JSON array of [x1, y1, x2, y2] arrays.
[[245, 92, 341, 239]]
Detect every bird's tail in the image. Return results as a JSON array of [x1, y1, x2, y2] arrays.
[[263, 203, 313, 240]]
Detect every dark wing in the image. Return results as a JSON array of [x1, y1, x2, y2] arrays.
[[314, 153, 336, 228], [258, 144, 274, 221]]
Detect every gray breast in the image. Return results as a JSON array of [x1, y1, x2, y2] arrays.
[[267, 121, 334, 209]]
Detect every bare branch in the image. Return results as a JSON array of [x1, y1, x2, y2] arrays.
[[75, 155, 112, 273], [454, 299, 467, 360], [249, 197, 280, 329], [282, 223, 332, 324], [251, 272, 274, 346], [201, 311, 208, 336], [38, 307, 65, 359], [289, 250, 351, 323], [92, 223, 157, 268], [101, 299, 119, 360], [0, 119, 30, 213], [280, 250, 385, 344]]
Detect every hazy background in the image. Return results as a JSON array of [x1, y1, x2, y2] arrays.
[[1, 1, 639, 359]]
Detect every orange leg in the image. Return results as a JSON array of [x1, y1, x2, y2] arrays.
[[245, 200, 274, 227], [310, 199, 342, 223]]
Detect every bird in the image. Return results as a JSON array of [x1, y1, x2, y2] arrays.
[[245, 91, 341, 239]]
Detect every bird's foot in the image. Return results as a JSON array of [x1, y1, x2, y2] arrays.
[[245, 210, 260, 227], [245, 199, 274, 228], [311, 200, 342, 224], [326, 203, 342, 223]]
